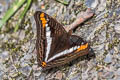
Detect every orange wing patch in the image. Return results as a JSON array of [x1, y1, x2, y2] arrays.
[[40, 13, 44, 17], [75, 43, 88, 53], [41, 62, 47, 67], [40, 13, 47, 28]]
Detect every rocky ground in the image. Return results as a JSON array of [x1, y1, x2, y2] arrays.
[[0, 0, 120, 80]]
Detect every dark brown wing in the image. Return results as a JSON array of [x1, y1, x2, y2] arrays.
[[34, 11, 69, 65], [44, 35, 89, 70], [34, 11, 89, 70]]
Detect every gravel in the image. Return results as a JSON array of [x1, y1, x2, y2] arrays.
[[0, 0, 120, 80]]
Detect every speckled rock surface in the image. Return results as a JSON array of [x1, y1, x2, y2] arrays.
[[0, 0, 120, 80]]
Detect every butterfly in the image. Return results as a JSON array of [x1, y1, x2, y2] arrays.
[[34, 11, 90, 70]]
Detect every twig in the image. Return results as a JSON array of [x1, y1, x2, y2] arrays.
[[64, 8, 94, 32]]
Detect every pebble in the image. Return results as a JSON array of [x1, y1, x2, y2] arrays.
[[0, 0, 10, 18], [85, 0, 98, 9], [103, 72, 114, 79], [114, 24, 120, 34], [55, 71, 63, 80], [104, 53, 112, 64], [116, 68, 120, 76], [97, 0, 106, 11], [82, 72, 88, 80], [70, 73, 81, 80], [38, 74, 45, 80], [31, 16, 37, 35], [19, 30, 25, 40], [0, 70, 4, 80], [20, 65, 32, 76], [0, 0, 120, 80], [0, 51, 9, 61]]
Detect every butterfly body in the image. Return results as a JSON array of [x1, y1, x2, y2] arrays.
[[34, 11, 89, 70]]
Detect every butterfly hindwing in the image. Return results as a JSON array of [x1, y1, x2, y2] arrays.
[[34, 11, 89, 70], [45, 35, 89, 69]]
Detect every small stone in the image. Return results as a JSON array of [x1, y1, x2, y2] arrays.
[[37, 72, 46, 80], [32, 65, 38, 71], [9, 72, 19, 78], [0, 70, 4, 80], [38, 75, 45, 80], [33, 67, 42, 77], [115, 63, 120, 69], [70, 73, 81, 80], [97, 0, 106, 11], [103, 72, 114, 79], [19, 30, 25, 40], [82, 72, 88, 80], [104, 54, 112, 64], [114, 24, 120, 34], [31, 16, 36, 35], [0, 0, 9, 18], [20, 66, 32, 76], [0, 51, 9, 61], [55, 71, 63, 80], [115, 77, 120, 80], [99, 30, 106, 43], [115, 68, 120, 76], [105, 42, 109, 50], [85, 0, 98, 9], [114, 46, 119, 53]]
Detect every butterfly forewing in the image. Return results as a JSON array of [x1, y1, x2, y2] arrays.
[[34, 11, 69, 66], [34, 11, 45, 65], [34, 11, 89, 70]]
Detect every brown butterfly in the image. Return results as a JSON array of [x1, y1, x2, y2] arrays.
[[34, 11, 89, 70]]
